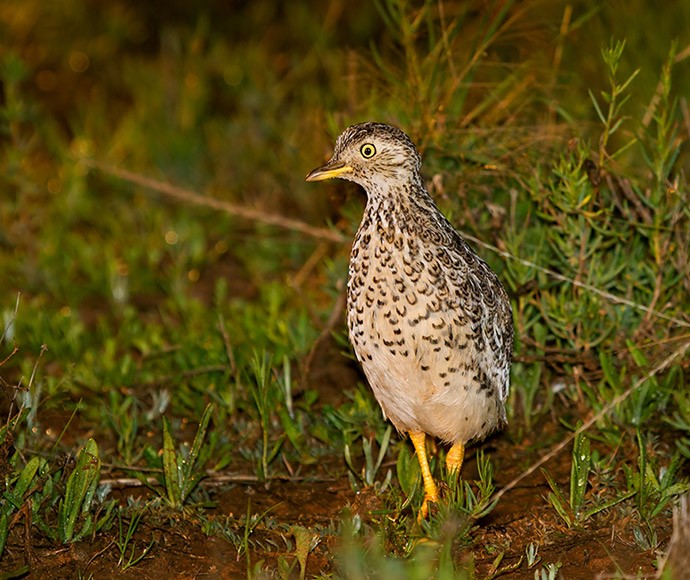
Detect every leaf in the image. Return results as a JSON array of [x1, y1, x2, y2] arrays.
[[627, 341, 649, 367], [292, 525, 318, 580], [396, 445, 419, 502], [374, 426, 392, 477], [599, 350, 621, 389], [541, 468, 573, 527], [267, 434, 286, 466], [0, 455, 40, 557], [2, 457, 43, 511], [58, 438, 101, 543], [162, 417, 181, 508], [570, 429, 591, 519], [180, 403, 214, 500]]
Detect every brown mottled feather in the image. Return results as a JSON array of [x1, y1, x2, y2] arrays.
[[309, 122, 513, 447]]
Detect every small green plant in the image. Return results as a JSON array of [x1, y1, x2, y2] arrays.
[[107, 391, 142, 466], [322, 382, 390, 446], [546, 426, 590, 527], [0, 454, 46, 557], [535, 561, 562, 580], [115, 507, 155, 570], [247, 353, 285, 479], [589, 38, 640, 164], [58, 438, 115, 543], [592, 344, 675, 438], [542, 429, 633, 528], [291, 525, 320, 580], [237, 501, 280, 577], [162, 403, 214, 509], [395, 439, 423, 512], [396, 445, 498, 526], [446, 450, 497, 518], [344, 425, 393, 493], [273, 354, 316, 463], [509, 321, 549, 430], [525, 542, 541, 569], [409, 450, 499, 551], [639, 42, 681, 188], [623, 431, 688, 524], [336, 508, 472, 579]]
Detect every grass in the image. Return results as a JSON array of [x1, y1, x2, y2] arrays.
[[1, 0, 689, 577]]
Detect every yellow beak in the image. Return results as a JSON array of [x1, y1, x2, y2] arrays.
[[305, 161, 353, 182]]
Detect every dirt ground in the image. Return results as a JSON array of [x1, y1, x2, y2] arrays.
[[1, 461, 669, 579], [1, 431, 671, 579], [0, 340, 675, 578]]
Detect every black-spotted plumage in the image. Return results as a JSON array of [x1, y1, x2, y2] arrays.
[[307, 122, 513, 516]]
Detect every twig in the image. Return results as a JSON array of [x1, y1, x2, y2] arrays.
[[83, 540, 116, 575], [0, 344, 19, 368], [289, 242, 332, 289], [84, 159, 346, 243], [99, 476, 159, 488], [657, 493, 690, 577], [98, 471, 337, 489], [27, 344, 47, 390]]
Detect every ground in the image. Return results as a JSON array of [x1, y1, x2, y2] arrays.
[[0, 342, 675, 578], [1, 450, 669, 579]]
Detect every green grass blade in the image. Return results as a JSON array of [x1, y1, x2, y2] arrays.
[[374, 426, 392, 476], [180, 403, 214, 500], [541, 468, 573, 527], [162, 417, 181, 509], [570, 429, 591, 520]]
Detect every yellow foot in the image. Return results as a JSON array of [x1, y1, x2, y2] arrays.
[[409, 431, 439, 521], [446, 441, 465, 475], [418, 495, 437, 522]]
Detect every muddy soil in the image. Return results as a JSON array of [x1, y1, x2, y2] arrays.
[[1, 441, 671, 579]]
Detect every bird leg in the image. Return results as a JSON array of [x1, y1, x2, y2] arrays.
[[409, 431, 438, 520], [445, 441, 465, 475]]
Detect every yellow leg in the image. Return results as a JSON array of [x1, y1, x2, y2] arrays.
[[446, 441, 465, 475], [409, 431, 438, 520]]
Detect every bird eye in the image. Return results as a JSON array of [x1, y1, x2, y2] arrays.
[[360, 143, 376, 158]]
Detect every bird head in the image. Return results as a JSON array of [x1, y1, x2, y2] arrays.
[[306, 122, 422, 193]]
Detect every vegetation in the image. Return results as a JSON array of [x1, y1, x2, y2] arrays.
[[1, 0, 688, 577]]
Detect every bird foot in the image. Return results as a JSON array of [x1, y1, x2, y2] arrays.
[[417, 491, 439, 523]]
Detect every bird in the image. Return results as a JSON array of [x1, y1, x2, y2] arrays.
[[306, 122, 513, 518]]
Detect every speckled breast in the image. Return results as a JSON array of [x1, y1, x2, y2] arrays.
[[345, 208, 512, 443]]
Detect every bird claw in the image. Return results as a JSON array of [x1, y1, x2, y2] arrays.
[[417, 493, 438, 523]]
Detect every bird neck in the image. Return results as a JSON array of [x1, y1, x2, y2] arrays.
[[358, 178, 445, 241], [364, 175, 434, 218]]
